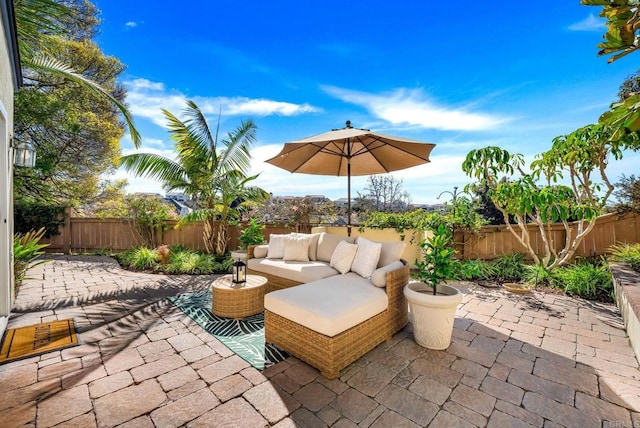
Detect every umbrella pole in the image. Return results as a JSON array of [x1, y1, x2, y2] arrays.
[[347, 159, 351, 237]]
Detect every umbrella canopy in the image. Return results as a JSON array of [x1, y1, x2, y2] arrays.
[[266, 121, 436, 232]]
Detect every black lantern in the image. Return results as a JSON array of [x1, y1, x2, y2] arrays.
[[232, 259, 247, 284]]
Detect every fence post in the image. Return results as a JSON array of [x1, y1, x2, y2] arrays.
[[63, 207, 73, 254]]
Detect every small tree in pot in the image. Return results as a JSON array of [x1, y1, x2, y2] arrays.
[[238, 218, 265, 249], [231, 218, 265, 263], [412, 224, 456, 295], [404, 224, 462, 349]]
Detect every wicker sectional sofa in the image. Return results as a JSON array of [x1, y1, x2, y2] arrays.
[[247, 232, 409, 379]]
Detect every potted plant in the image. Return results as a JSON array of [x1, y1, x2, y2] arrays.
[[231, 218, 265, 262], [404, 224, 463, 350]]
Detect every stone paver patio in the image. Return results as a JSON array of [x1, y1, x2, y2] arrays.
[[1, 255, 640, 427]]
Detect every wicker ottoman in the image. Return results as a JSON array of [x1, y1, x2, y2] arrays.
[[211, 274, 268, 319]]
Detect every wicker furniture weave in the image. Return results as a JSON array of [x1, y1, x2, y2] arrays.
[[211, 274, 267, 319], [264, 261, 410, 379]]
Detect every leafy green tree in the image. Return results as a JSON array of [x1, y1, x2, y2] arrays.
[[126, 195, 178, 247], [582, 0, 640, 139], [462, 124, 638, 269], [469, 183, 504, 226], [119, 101, 269, 255], [14, 1, 133, 205], [614, 174, 640, 213], [14, 0, 140, 145], [76, 179, 130, 218]]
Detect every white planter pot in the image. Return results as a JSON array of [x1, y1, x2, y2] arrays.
[[230, 250, 247, 263], [404, 281, 463, 350]]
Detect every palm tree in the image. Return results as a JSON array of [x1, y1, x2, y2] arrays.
[[14, 0, 140, 146], [119, 101, 269, 254]]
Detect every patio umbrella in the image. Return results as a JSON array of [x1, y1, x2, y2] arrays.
[[265, 121, 436, 234]]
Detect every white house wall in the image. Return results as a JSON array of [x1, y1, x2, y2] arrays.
[[0, 0, 18, 337]]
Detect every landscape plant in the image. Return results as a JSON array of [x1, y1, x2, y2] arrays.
[[126, 195, 177, 247], [238, 218, 265, 249], [116, 245, 231, 274], [553, 259, 613, 300], [582, 0, 640, 141], [489, 253, 526, 283], [14, 0, 141, 206], [453, 259, 495, 281], [13, 228, 50, 291], [462, 124, 638, 270], [412, 224, 456, 295], [119, 101, 269, 255], [609, 242, 640, 272], [117, 246, 159, 271]]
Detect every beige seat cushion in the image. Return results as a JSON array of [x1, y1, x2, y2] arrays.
[[316, 233, 356, 262], [248, 257, 339, 284], [264, 273, 388, 337]]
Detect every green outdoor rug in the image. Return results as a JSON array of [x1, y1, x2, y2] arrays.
[[168, 290, 288, 370]]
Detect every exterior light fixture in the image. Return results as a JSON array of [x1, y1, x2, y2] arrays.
[[13, 140, 36, 168], [232, 259, 247, 284]]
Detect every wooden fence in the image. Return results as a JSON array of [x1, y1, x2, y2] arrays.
[[41, 210, 640, 261], [41, 209, 294, 253], [456, 212, 640, 260]]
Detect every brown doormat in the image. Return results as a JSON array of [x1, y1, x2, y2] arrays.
[[0, 319, 79, 364]]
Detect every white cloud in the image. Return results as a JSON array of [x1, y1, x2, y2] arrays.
[[568, 14, 605, 32], [123, 78, 321, 127], [125, 21, 138, 28], [322, 86, 509, 131]]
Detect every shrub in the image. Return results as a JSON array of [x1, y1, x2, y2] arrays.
[[523, 263, 556, 287], [117, 246, 160, 271], [14, 203, 65, 237], [609, 242, 640, 272], [553, 260, 613, 300], [238, 218, 265, 249], [490, 253, 526, 282], [165, 250, 217, 274], [453, 259, 495, 281], [13, 228, 50, 287], [117, 246, 231, 274]]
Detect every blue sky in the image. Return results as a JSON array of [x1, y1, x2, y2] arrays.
[[93, 1, 640, 204]]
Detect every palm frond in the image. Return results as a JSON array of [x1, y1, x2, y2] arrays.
[[163, 107, 210, 166], [118, 152, 185, 183], [176, 208, 218, 226], [184, 100, 216, 152], [219, 119, 256, 174], [25, 55, 142, 147], [14, 0, 69, 58]]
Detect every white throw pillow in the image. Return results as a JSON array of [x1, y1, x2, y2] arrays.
[[294, 233, 320, 260], [329, 241, 359, 274], [253, 244, 268, 258], [351, 237, 382, 279], [371, 261, 406, 287], [267, 234, 288, 259], [283, 235, 311, 262], [317, 233, 356, 262]]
